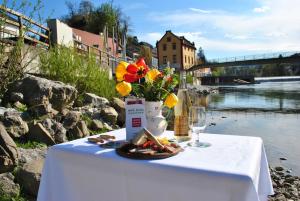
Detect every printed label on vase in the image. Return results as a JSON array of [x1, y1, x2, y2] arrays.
[[125, 98, 146, 141]]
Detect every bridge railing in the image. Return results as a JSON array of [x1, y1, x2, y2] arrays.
[[207, 51, 299, 64]]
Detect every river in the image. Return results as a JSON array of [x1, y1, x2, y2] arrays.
[[194, 81, 300, 175]]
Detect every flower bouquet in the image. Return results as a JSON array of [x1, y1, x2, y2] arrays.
[[115, 58, 179, 135]]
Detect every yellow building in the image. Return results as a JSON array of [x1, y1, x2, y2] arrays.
[[156, 30, 196, 71]]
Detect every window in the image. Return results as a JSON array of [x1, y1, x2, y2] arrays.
[[185, 55, 187, 63], [163, 56, 167, 64], [172, 43, 176, 50], [172, 55, 177, 64], [188, 56, 190, 64], [191, 57, 193, 64], [163, 44, 167, 51], [167, 37, 171, 42]]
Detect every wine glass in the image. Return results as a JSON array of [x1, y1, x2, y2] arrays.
[[187, 106, 211, 148]]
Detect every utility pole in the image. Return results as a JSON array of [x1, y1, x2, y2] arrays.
[[122, 23, 127, 61]]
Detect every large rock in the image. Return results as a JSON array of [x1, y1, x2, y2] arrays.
[[28, 123, 55, 145], [16, 158, 44, 197], [41, 118, 67, 143], [0, 123, 19, 173], [63, 111, 81, 129], [111, 97, 125, 126], [90, 119, 104, 131], [0, 107, 17, 117], [18, 147, 47, 165], [68, 121, 90, 139], [0, 173, 20, 197], [4, 75, 77, 111], [0, 111, 28, 138], [100, 106, 118, 125], [83, 93, 109, 107]]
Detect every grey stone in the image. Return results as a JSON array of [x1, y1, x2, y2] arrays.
[[5, 75, 77, 111], [111, 97, 125, 126], [0, 172, 20, 197], [275, 166, 284, 172], [18, 147, 47, 165], [63, 111, 81, 129], [90, 119, 104, 131], [1, 112, 29, 138], [16, 158, 44, 197], [28, 123, 55, 145], [10, 92, 23, 103], [83, 93, 109, 107], [0, 123, 19, 173], [41, 118, 67, 143], [0, 107, 17, 116], [68, 121, 90, 139], [100, 106, 118, 125]]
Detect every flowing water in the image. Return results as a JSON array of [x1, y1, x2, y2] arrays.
[[193, 81, 300, 175]]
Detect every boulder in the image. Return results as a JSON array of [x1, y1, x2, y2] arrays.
[[68, 121, 90, 139], [111, 97, 125, 126], [90, 119, 104, 131], [18, 147, 47, 165], [1, 111, 29, 138], [41, 118, 67, 143], [10, 92, 23, 103], [83, 93, 109, 107], [4, 75, 77, 111], [100, 107, 118, 125], [0, 173, 20, 197], [0, 107, 17, 117], [16, 158, 44, 197], [28, 123, 55, 145], [0, 123, 19, 173], [63, 111, 81, 129]]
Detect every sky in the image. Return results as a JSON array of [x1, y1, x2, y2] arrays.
[[8, 0, 300, 59]]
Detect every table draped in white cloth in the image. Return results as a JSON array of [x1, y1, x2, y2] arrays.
[[37, 129, 273, 201]]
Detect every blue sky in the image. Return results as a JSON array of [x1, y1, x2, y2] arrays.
[[8, 0, 300, 59]]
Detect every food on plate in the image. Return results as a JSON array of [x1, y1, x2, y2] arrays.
[[129, 128, 182, 155], [88, 134, 116, 144]]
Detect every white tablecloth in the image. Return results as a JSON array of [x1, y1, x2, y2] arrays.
[[37, 129, 273, 201]]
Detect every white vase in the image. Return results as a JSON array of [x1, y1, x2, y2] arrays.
[[145, 101, 168, 136]]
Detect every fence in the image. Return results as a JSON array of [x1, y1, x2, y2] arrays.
[[0, 5, 50, 48]]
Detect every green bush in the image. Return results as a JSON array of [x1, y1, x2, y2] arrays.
[[40, 46, 116, 99]]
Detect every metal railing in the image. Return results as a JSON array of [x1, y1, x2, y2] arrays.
[[0, 5, 50, 48], [207, 51, 300, 64]]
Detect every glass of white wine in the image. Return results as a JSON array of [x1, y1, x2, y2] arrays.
[[187, 106, 211, 148]]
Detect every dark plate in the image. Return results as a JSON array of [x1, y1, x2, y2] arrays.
[[116, 143, 182, 160]]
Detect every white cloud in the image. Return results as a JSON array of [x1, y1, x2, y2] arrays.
[[138, 32, 163, 45], [253, 6, 270, 13], [147, 0, 300, 57], [189, 8, 212, 14]]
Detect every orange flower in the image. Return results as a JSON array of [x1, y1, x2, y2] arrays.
[[116, 81, 132, 96], [164, 93, 178, 108], [116, 61, 129, 82], [146, 69, 161, 82]]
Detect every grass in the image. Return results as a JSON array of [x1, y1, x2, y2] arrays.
[[40, 45, 116, 100], [89, 128, 109, 136], [15, 141, 47, 149]]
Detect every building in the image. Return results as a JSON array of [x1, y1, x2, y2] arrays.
[[156, 30, 196, 71]]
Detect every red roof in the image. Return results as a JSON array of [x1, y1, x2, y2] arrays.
[[72, 28, 119, 56]]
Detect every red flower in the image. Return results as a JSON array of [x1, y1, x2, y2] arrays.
[[123, 58, 149, 83]]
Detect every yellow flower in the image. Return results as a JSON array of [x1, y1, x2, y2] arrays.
[[164, 93, 178, 108], [146, 69, 161, 82], [116, 81, 132, 96], [116, 61, 129, 82]]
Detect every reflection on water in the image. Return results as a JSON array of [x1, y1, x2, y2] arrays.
[[192, 81, 300, 175]]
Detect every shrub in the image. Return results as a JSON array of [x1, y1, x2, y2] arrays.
[[40, 45, 116, 99]]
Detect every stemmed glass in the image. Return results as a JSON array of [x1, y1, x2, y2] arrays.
[[187, 106, 211, 148]]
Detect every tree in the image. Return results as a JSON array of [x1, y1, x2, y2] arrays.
[[62, 0, 130, 39], [197, 47, 206, 64], [139, 45, 152, 65]]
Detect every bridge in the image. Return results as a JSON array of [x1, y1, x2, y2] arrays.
[[188, 51, 300, 72]]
